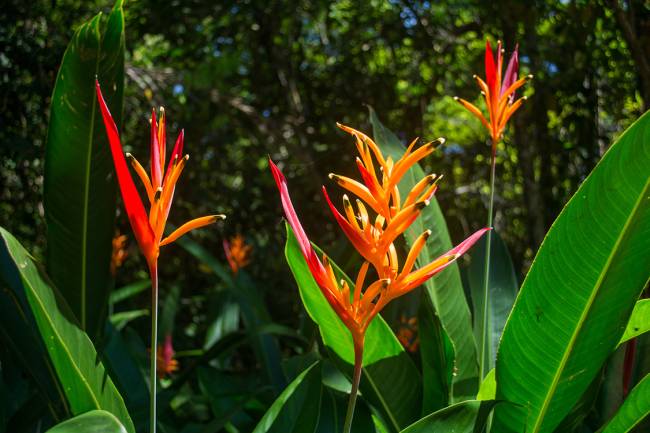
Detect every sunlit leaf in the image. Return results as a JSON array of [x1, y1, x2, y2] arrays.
[[494, 111, 650, 433]]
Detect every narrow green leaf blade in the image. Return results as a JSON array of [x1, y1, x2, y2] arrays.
[[494, 111, 650, 433], [285, 224, 421, 430], [600, 373, 650, 433], [252, 362, 322, 433], [43, 0, 125, 337], [46, 410, 127, 433], [467, 230, 518, 373], [0, 227, 135, 433], [368, 106, 478, 398], [619, 299, 650, 346], [418, 294, 454, 413], [400, 400, 497, 433]]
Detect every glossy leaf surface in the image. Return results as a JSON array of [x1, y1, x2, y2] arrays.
[[285, 224, 421, 431], [46, 410, 127, 433], [494, 111, 650, 433], [43, 0, 125, 338], [467, 230, 518, 373], [619, 299, 650, 346], [0, 227, 134, 433], [400, 400, 497, 433], [369, 106, 478, 398]]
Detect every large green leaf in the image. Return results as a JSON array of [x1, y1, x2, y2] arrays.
[[43, 0, 125, 338], [399, 400, 497, 433], [252, 362, 322, 433], [368, 107, 478, 398], [418, 293, 454, 414], [494, 111, 650, 433], [46, 410, 126, 433], [618, 299, 650, 347], [285, 224, 421, 431], [466, 230, 518, 374], [0, 227, 134, 433], [598, 373, 650, 433]]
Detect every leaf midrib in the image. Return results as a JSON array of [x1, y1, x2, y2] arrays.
[[531, 176, 650, 433], [79, 18, 103, 330], [9, 246, 102, 411]]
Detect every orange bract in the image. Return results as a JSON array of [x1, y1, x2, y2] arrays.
[[96, 81, 225, 269], [270, 124, 489, 345], [223, 234, 253, 274], [455, 40, 531, 149]]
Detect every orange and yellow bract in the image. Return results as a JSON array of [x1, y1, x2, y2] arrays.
[[223, 234, 252, 274], [455, 40, 531, 149], [270, 124, 488, 351], [96, 81, 225, 271]]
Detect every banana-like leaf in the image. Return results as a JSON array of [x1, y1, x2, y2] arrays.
[[598, 373, 650, 433], [400, 400, 497, 433], [43, 0, 125, 338], [618, 299, 650, 347], [493, 111, 650, 433], [252, 362, 322, 433], [46, 410, 127, 433], [467, 230, 518, 374], [368, 106, 478, 399], [418, 293, 454, 414], [285, 225, 422, 431], [0, 227, 134, 433]]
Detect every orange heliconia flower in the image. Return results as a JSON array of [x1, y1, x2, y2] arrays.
[[270, 124, 489, 349], [96, 81, 225, 270], [223, 234, 252, 274], [156, 334, 179, 379], [110, 233, 128, 276], [455, 40, 531, 151]]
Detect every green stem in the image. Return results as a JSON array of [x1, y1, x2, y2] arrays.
[[479, 143, 497, 383], [343, 338, 363, 433], [149, 262, 158, 433]]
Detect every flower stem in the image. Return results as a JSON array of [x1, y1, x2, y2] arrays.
[[149, 262, 159, 433], [479, 142, 497, 383], [343, 338, 363, 433]]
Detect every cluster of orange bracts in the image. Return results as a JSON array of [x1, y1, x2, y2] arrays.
[[270, 125, 488, 347]]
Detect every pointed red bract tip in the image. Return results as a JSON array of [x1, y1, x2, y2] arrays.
[[150, 108, 162, 188], [322, 186, 371, 261], [485, 39, 497, 93], [269, 159, 353, 324], [96, 81, 156, 263], [502, 44, 519, 100]]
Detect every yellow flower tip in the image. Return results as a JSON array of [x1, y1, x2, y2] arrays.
[[211, 214, 227, 222], [527, 74, 534, 80], [328, 173, 340, 183], [183, 154, 190, 162], [453, 96, 460, 101], [159, 106, 165, 113], [154, 187, 163, 202], [472, 74, 478, 79], [125, 152, 133, 160], [416, 199, 430, 210], [423, 229, 432, 239]]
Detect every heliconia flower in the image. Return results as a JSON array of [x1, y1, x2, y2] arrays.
[[455, 40, 532, 149], [270, 125, 488, 340], [156, 334, 179, 379], [223, 234, 253, 274], [110, 233, 128, 276], [96, 81, 225, 270]]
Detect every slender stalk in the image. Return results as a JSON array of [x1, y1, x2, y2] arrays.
[[149, 262, 159, 433], [479, 141, 497, 383], [343, 337, 364, 433]]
